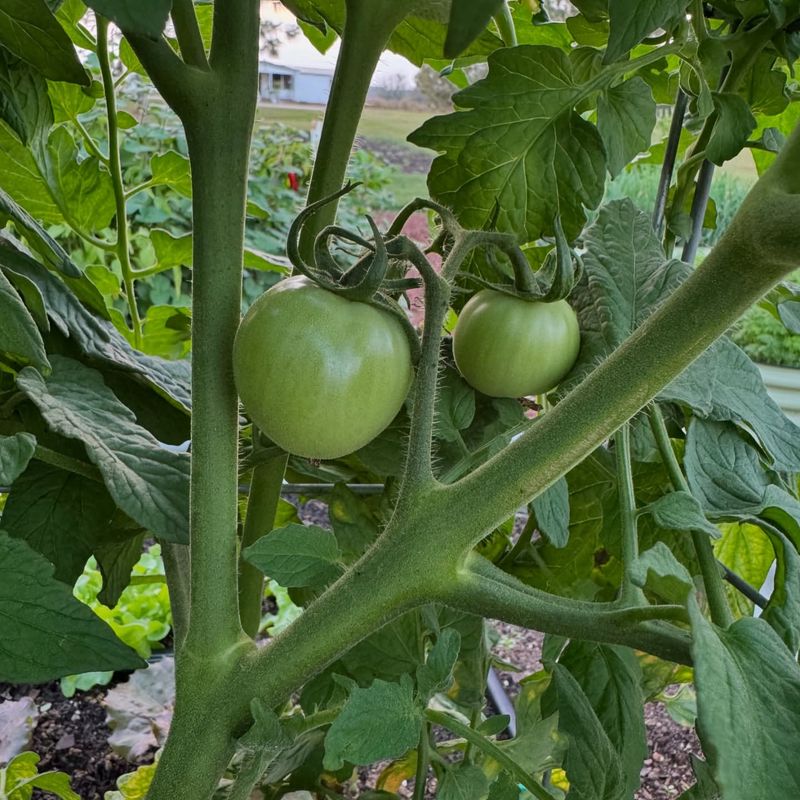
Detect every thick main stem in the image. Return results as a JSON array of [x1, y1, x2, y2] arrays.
[[298, 0, 409, 260], [183, 109, 252, 651]]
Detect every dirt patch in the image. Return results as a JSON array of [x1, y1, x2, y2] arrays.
[[0, 682, 139, 800], [359, 138, 433, 174]]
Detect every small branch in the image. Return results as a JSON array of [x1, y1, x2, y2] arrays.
[[425, 709, 551, 800], [392, 238, 451, 494], [493, 2, 517, 47], [161, 542, 191, 650], [171, 0, 209, 69], [298, 0, 410, 260], [34, 445, 103, 482], [125, 33, 204, 121], [443, 553, 693, 664], [647, 405, 733, 628], [74, 119, 109, 166], [412, 723, 430, 800], [614, 423, 645, 604], [238, 448, 289, 638], [97, 15, 142, 348]]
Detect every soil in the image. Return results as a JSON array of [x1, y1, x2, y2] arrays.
[[0, 682, 140, 799], [359, 138, 433, 175]]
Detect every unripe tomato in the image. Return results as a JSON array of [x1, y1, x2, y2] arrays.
[[233, 276, 413, 459], [452, 290, 580, 398]]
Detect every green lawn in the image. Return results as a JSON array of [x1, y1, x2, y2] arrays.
[[388, 171, 429, 207], [257, 103, 431, 146]]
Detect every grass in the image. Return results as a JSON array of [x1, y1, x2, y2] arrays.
[[388, 171, 429, 207], [257, 103, 431, 146]]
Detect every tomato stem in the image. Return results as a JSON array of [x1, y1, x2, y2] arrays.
[[298, 0, 411, 261], [647, 405, 734, 628], [96, 16, 142, 349], [238, 447, 289, 638]]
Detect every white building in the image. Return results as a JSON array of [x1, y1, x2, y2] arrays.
[[258, 61, 334, 105]]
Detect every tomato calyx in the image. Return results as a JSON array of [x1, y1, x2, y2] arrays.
[[287, 184, 423, 362], [461, 214, 584, 304]]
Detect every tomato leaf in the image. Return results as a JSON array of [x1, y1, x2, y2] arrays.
[[706, 92, 757, 166], [0, 533, 143, 682], [604, 0, 689, 63], [438, 764, 490, 800], [556, 641, 647, 798], [281, 0, 501, 66], [644, 492, 720, 539], [83, 0, 171, 40], [415, 627, 460, 702], [444, 0, 503, 59], [0, 243, 192, 410], [323, 675, 422, 771], [631, 542, 694, 604], [689, 605, 800, 800], [0, 431, 36, 485], [530, 476, 570, 548], [597, 77, 656, 176], [557, 199, 689, 396], [2, 462, 118, 584], [0, 0, 88, 84], [678, 757, 721, 799], [542, 664, 627, 800], [0, 267, 49, 371], [409, 45, 608, 240], [16, 356, 190, 543], [243, 523, 342, 588], [679, 376, 800, 480]]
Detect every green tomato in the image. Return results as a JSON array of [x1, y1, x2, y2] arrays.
[[233, 276, 413, 459], [452, 290, 580, 398]]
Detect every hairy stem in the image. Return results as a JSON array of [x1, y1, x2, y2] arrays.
[[412, 724, 430, 800], [445, 120, 800, 554], [179, 0, 261, 653], [615, 424, 645, 604], [162, 542, 191, 651], [425, 710, 550, 800], [444, 553, 692, 663], [96, 16, 142, 348], [238, 449, 289, 638], [171, 0, 209, 69], [647, 405, 733, 628], [298, 0, 409, 260]]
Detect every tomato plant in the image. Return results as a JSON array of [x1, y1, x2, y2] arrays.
[[1, 2, 800, 800], [453, 291, 580, 397], [233, 276, 413, 458]]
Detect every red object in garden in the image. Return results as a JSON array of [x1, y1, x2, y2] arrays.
[[287, 171, 299, 191]]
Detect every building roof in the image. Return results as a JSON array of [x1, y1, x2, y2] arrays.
[[258, 60, 334, 77]]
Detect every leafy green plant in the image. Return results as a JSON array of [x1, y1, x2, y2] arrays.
[[731, 303, 800, 367], [0, 752, 79, 800], [61, 544, 172, 697], [1, 2, 800, 800]]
